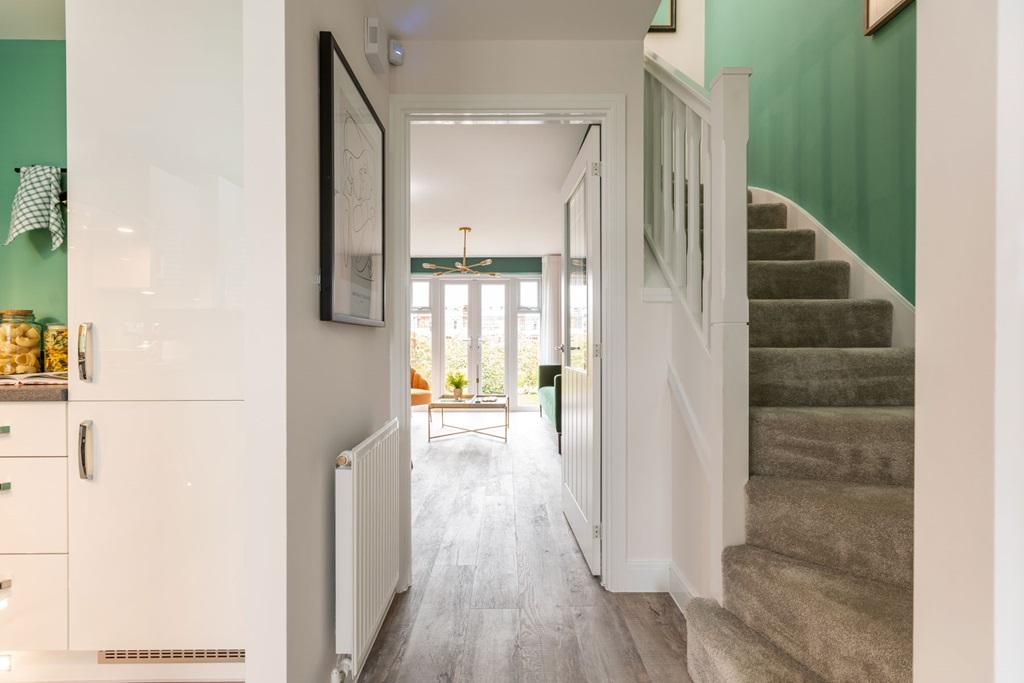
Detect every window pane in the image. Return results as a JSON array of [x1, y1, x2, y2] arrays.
[[410, 312, 432, 386], [480, 283, 506, 395], [519, 280, 539, 309], [411, 280, 430, 309], [517, 312, 540, 406], [443, 284, 469, 391], [568, 182, 588, 371]]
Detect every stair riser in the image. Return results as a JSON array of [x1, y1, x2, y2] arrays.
[[749, 300, 893, 348], [746, 477, 913, 587], [750, 407, 914, 486], [749, 261, 850, 299], [723, 546, 912, 682], [748, 229, 815, 261], [750, 348, 915, 407], [749, 203, 788, 229]]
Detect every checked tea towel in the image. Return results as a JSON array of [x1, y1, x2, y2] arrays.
[[6, 165, 65, 250]]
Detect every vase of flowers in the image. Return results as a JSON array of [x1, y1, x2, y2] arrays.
[[447, 371, 468, 400]]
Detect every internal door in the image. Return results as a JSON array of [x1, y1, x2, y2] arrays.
[[560, 126, 602, 574]]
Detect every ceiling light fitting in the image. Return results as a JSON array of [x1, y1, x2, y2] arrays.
[[422, 227, 500, 277]]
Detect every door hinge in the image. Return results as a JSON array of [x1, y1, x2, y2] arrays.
[[591, 161, 602, 177], [593, 524, 601, 539], [593, 343, 602, 359]]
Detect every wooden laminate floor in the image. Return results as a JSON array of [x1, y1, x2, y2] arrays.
[[360, 411, 691, 683]]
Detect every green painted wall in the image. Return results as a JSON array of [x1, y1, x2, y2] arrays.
[[411, 257, 541, 275], [706, 1, 916, 301], [0, 41, 67, 323]]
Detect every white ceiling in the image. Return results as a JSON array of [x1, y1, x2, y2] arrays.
[[0, 0, 64, 39], [410, 122, 588, 257], [376, 0, 661, 41]]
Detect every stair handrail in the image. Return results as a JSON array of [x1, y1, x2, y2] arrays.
[[645, 53, 751, 600]]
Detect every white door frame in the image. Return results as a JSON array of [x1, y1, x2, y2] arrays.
[[389, 94, 628, 591]]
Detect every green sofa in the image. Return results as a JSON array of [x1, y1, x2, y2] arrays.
[[538, 364, 561, 453]]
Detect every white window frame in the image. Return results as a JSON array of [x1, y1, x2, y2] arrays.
[[410, 273, 541, 411]]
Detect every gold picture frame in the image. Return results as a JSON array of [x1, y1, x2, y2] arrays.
[[865, 0, 914, 35]]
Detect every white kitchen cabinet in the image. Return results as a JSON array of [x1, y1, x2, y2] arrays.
[[0, 554, 68, 651], [66, 0, 243, 402], [0, 402, 66, 458], [67, 401, 245, 650], [0, 458, 67, 554]]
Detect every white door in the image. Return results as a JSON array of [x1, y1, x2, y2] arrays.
[[67, 401, 245, 649], [560, 126, 602, 574], [66, 1, 243, 401]]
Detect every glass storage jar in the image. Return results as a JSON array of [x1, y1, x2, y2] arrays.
[[44, 324, 68, 373], [0, 310, 43, 375]]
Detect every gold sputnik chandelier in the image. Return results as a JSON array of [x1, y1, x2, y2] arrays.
[[422, 226, 500, 277]]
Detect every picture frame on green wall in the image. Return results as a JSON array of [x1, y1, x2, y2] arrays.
[[865, 0, 913, 35], [649, 0, 676, 33]]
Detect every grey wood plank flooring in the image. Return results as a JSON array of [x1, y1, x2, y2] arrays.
[[360, 412, 691, 683]]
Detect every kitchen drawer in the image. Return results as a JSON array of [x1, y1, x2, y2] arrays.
[[0, 554, 68, 650], [0, 458, 67, 553], [0, 403, 66, 458]]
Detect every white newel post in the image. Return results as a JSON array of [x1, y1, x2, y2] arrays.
[[710, 68, 751, 597]]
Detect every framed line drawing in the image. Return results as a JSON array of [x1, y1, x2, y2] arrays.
[[319, 31, 386, 326], [865, 0, 913, 35]]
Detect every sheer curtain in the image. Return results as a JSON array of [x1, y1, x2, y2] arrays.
[[540, 254, 562, 365]]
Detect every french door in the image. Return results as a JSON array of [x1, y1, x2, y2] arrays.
[[442, 280, 508, 398], [561, 125, 602, 575]]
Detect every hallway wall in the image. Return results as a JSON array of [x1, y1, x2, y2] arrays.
[[392, 39, 673, 582], [706, 0, 917, 302], [643, 0, 704, 84]]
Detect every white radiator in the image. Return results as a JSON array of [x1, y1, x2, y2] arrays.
[[335, 417, 400, 679]]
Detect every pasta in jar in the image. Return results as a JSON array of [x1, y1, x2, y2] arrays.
[[44, 324, 68, 373], [0, 310, 43, 375]]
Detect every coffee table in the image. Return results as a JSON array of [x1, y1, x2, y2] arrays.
[[427, 394, 509, 442]]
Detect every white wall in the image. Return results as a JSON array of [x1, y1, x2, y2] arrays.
[[916, 0, 1024, 680], [643, 0, 704, 85], [392, 39, 672, 579], [245, 1, 391, 681]]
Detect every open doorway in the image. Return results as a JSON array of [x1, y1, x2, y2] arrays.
[[365, 97, 641, 677]]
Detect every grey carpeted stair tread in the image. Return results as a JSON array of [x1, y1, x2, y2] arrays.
[[750, 348, 915, 407], [749, 299, 893, 348], [749, 407, 914, 486], [749, 261, 850, 299], [746, 476, 913, 586], [685, 598, 824, 683], [748, 202, 788, 229], [723, 545, 912, 682], [748, 229, 816, 261]]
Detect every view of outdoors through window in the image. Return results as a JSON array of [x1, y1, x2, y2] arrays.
[[444, 283, 469, 389]]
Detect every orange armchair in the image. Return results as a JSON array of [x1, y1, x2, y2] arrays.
[[411, 368, 432, 406]]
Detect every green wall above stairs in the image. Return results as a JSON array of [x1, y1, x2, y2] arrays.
[[706, 0, 916, 302]]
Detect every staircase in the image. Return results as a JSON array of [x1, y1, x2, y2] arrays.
[[684, 194, 914, 682]]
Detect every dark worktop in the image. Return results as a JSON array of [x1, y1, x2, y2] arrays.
[[0, 385, 68, 402]]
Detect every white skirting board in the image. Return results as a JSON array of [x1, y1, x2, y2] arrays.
[[668, 563, 697, 615], [749, 187, 916, 347], [620, 560, 671, 592]]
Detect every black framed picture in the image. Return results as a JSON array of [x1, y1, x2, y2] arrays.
[[319, 31, 386, 326], [649, 0, 676, 33]]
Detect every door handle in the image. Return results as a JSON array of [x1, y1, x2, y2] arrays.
[[78, 322, 93, 381], [556, 344, 565, 352], [78, 420, 94, 480]]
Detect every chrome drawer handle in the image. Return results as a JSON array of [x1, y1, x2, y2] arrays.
[[78, 322, 92, 381], [0, 426, 9, 435], [0, 482, 10, 492], [79, 420, 94, 480]]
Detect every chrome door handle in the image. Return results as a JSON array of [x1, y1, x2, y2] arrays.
[[556, 344, 565, 352], [78, 420, 94, 480], [78, 322, 92, 381]]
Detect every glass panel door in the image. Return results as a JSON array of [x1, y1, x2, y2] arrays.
[[478, 283, 506, 396], [443, 283, 470, 394]]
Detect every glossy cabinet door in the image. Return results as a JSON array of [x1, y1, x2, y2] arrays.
[[65, 0, 243, 401], [67, 401, 244, 649], [0, 554, 68, 650]]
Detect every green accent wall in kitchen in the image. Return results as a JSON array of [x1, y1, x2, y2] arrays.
[[411, 257, 542, 275], [0, 40, 67, 323], [706, 1, 916, 301]]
